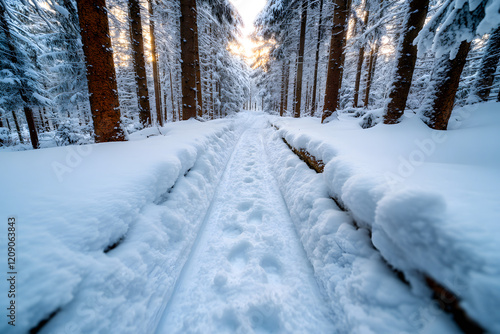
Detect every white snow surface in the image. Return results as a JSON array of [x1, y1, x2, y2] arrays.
[[270, 102, 500, 333], [0, 118, 239, 333], [0, 106, 497, 333]]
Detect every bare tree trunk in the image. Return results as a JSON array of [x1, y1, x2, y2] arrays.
[[11, 111, 23, 144], [321, 0, 352, 123], [310, 0, 324, 116], [169, 66, 177, 122], [128, 0, 151, 127], [384, 0, 429, 124], [364, 41, 378, 108], [180, 0, 201, 120], [353, 6, 370, 108], [423, 40, 472, 130], [148, 0, 163, 126], [76, 0, 125, 142], [24, 106, 39, 149], [280, 61, 286, 116], [474, 26, 500, 101], [294, 0, 308, 118]]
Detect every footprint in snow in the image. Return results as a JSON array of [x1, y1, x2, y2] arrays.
[[237, 202, 253, 212], [228, 241, 252, 269], [243, 177, 254, 184], [223, 224, 243, 237]]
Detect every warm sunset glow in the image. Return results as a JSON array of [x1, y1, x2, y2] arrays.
[[229, 0, 267, 64]]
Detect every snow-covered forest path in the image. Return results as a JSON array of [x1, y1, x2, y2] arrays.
[[155, 117, 335, 333]]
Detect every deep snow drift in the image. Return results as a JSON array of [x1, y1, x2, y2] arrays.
[[0, 104, 498, 333], [270, 102, 500, 332]]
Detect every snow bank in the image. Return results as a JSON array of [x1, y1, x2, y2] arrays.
[[269, 102, 500, 332], [264, 126, 458, 333], [0, 117, 242, 333]]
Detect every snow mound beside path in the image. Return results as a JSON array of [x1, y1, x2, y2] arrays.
[[0, 117, 242, 333], [270, 102, 500, 332]]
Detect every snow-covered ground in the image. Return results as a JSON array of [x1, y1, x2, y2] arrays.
[[1, 104, 498, 333], [270, 101, 500, 333]]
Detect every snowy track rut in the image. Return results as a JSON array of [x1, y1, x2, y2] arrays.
[[155, 120, 335, 333]]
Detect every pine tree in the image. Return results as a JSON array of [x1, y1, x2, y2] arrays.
[[293, 0, 308, 118], [321, 0, 352, 123], [384, 0, 429, 124], [180, 0, 201, 120], [0, 0, 42, 149], [310, 0, 324, 116], [128, 0, 151, 127], [76, 0, 125, 142], [148, 0, 163, 126], [473, 26, 500, 101]]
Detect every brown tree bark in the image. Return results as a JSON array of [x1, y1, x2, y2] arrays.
[[353, 6, 370, 108], [294, 0, 308, 118], [474, 26, 500, 101], [11, 111, 23, 144], [364, 41, 378, 107], [23, 106, 39, 149], [321, 0, 352, 123], [423, 40, 472, 130], [180, 0, 201, 120], [384, 0, 429, 124], [310, 0, 324, 116], [128, 0, 151, 127], [148, 0, 163, 126], [76, 0, 125, 142]]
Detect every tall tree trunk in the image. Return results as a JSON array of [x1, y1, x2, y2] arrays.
[[284, 61, 290, 115], [23, 106, 39, 149], [422, 40, 472, 130], [128, 0, 151, 127], [76, 0, 125, 142], [294, 0, 308, 118], [11, 111, 23, 144], [364, 41, 379, 108], [180, 0, 201, 120], [384, 0, 429, 124], [310, 0, 324, 116], [353, 6, 370, 108], [148, 0, 163, 126], [280, 61, 286, 116], [170, 65, 177, 122], [474, 26, 500, 101], [321, 0, 352, 123]]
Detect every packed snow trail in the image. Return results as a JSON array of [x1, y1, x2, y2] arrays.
[[155, 116, 335, 333]]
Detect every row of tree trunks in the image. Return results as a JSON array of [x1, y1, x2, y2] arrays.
[[0, 2, 39, 148], [384, 0, 429, 124], [310, 0, 324, 116], [293, 0, 308, 118], [352, 2, 369, 108], [474, 26, 500, 101], [364, 40, 378, 107], [321, 0, 352, 123]]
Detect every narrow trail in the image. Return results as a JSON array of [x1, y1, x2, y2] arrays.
[[155, 117, 335, 333]]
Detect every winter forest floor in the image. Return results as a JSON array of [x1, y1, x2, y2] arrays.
[[1, 105, 500, 333]]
